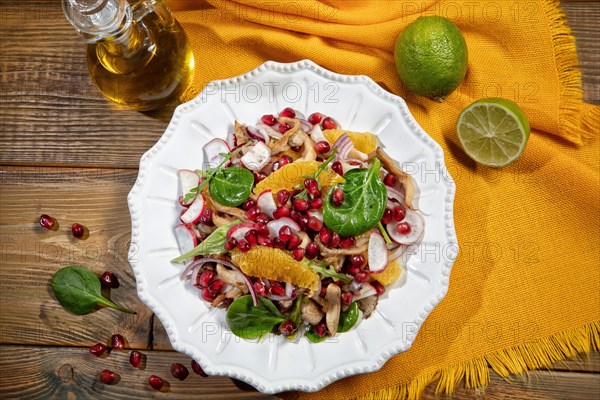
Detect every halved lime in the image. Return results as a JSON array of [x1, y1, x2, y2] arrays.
[[456, 98, 530, 167]]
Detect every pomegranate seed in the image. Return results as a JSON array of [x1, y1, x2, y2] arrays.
[[329, 232, 340, 248], [237, 239, 251, 252], [255, 213, 269, 224], [319, 228, 331, 245], [39, 214, 55, 230], [290, 210, 302, 223], [396, 222, 411, 234], [304, 178, 319, 193], [331, 189, 344, 207], [393, 205, 406, 222], [315, 322, 327, 337], [201, 287, 216, 302], [271, 281, 285, 296], [292, 198, 309, 211], [99, 369, 119, 384], [148, 375, 164, 390], [349, 254, 365, 268], [89, 343, 107, 357], [307, 190, 322, 201], [198, 270, 216, 287], [384, 173, 397, 187], [191, 360, 208, 377], [280, 155, 293, 167], [298, 215, 310, 229], [315, 141, 331, 154], [129, 350, 143, 368], [254, 172, 267, 184], [322, 117, 337, 130], [292, 248, 305, 261], [247, 206, 261, 221], [277, 189, 291, 206], [307, 216, 323, 231], [257, 234, 273, 247], [242, 199, 257, 211], [339, 237, 355, 248], [244, 229, 258, 246], [308, 112, 322, 125], [171, 363, 189, 381], [199, 208, 213, 225], [111, 334, 125, 350], [71, 223, 85, 239], [372, 281, 385, 296], [273, 206, 291, 219], [271, 161, 281, 172], [254, 280, 267, 296], [381, 209, 393, 224], [99, 271, 119, 289], [345, 265, 360, 276], [331, 161, 343, 176], [355, 270, 369, 283], [309, 198, 323, 209], [279, 320, 296, 336], [305, 242, 319, 259], [272, 237, 286, 249], [255, 222, 269, 236], [287, 233, 301, 250], [224, 237, 237, 251], [261, 114, 277, 126], [279, 226, 292, 242], [209, 279, 224, 293], [278, 123, 291, 133], [279, 107, 296, 118], [341, 292, 353, 306]]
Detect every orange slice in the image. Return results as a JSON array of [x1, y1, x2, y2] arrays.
[[371, 259, 402, 285], [322, 129, 378, 154], [231, 247, 320, 291], [253, 160, 344, 195]]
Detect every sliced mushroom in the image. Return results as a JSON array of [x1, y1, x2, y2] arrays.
[[216, 263, 249, 293], [324, 284, 341, 335], [323, 255, 344, 273], [349, 148, 369, 162], [315, 236, 368, 257], [211, 212, 234, 228], [357, 295, 378, 319], [234, 121, 249, 145], [270, 117, 301, 154], [225, 287, 243, 299], [203, 189, 248, 221], [297, 133, 317, 162], [375, 147, 415, 209], [211, 293, 227, 307], [302, 299, 325, 325], [196, 222, 216, 237], [297, 231, 311, 249]]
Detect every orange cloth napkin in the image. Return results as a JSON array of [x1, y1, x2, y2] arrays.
[[169, 0, 599, 398]]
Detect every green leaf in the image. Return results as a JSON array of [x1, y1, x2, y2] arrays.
[[209, 167, 254, 207], [226, 296, 286, 339], [304, 259, 352, 284], [323, 159, 387, 236], [171, 220, 241, 262], [305, 327, 328, 343], [338, 302, 359, 333], [50, 266, 135, 315]]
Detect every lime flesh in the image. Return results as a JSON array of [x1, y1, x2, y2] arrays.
[[457, 98, 530, 167]]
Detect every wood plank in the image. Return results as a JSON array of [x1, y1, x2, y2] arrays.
[[0, 345, 275, 400], [0, 166, 152, 348], [0, 1, 598, 168]]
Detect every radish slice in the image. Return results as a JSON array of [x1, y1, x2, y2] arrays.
[[257, 123, 283, 140], [226, 222, 258, 241], [387, 209, 425, 245], [226, 131, 236, 148], [178, 169, 201, 206], [257, 190, 277, 218], [389, 244, 407, 261], [240, 141, 271, 171], [309, 124, 328, 144], [307, 209, 323, 223], [247, 126, 269, 144], [180, 195, 205, 224], [266, 217, 301, 239], [352, 282, 377, 302], [174, 224, 198, 256], [367, 232, 388, 273], [203, 138, 230, 169]]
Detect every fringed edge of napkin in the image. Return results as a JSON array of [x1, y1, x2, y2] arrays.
[[543, 0, 599, 145], [353, 321, 599, 400]]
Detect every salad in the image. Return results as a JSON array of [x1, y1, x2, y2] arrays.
[[172, 108, 424, 342]]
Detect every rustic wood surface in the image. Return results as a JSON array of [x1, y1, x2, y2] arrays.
[[0, 0, 598, 399]]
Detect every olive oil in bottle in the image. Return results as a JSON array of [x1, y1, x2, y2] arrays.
[[63, 0, 194, 111]]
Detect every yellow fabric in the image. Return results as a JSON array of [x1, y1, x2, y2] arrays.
[[169, 0, 600, 398]]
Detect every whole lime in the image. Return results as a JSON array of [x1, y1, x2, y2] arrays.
[[394, 16, 468, 101]]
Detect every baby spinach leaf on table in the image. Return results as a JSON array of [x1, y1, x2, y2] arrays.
[[226, 295, 286, 339], [51, 266, 136, 315], [338, 302, 359, 333], [171, 220, 241, 262], [323, 159, 387, 237], [209, 167, 254, 207]]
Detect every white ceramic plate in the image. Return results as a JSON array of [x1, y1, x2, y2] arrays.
[[128, 60, 458, 394]]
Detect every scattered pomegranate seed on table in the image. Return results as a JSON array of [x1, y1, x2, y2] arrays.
[[148, 375, 164, 390], [129, 350, 143, 368], [191, 360, 208, 377], [99, 369, 119, 384], [39, 214, 55, 230], [99, 271, 119, 289], [279, 107, 296, 118], [89, 343, 107, 357], [71, 223, 85, 239], [110, 334, 125, 350], [171, 363, 189, 381]]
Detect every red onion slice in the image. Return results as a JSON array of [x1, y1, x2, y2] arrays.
[[297, 118, 314, 132], [246, 126, 269, 143], [257, 123, 283, 140]]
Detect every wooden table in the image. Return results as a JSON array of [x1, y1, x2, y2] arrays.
[[1, 1, 598, 399]]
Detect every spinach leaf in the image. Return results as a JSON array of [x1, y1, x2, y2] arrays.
[[51, 266, 136, 315], [338, 302, 359, 333], [323, 159, 386, 236], [171, 220, 241, 262], [209, 167, 254, 207], [226, 295, 286, 339], [305, 327, 328, 343], [304, 259, 352, 284]]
